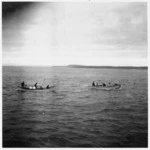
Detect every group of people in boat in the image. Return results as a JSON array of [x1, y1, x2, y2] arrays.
[[92, 81, 120, 87], [21, 81, 50, 89]]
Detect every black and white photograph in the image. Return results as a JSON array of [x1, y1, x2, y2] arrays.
[[2, 1, 148, 148]]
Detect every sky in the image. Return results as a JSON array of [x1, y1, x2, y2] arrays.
[[2, 2, 147, 66]]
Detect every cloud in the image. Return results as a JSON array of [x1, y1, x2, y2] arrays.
[[2, 2, 147, 66], [87, 3, 147, 50]]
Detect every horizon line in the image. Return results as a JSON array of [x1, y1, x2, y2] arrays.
[[2, 64, 148, 67]]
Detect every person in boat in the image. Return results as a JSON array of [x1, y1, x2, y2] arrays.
[[46, 85, 50, 89], [92, 81, 96, 86], [103, 83, 106, 87], [114, 83, 121, 87], [21, 81, 25, 88], [35, 83, 38, 89]]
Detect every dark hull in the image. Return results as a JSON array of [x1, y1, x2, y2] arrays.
[[90, 84, 121, 90], [18, 86, 55, 91]]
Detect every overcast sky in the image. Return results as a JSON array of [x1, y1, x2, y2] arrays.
[[2, 2, 147, 66]]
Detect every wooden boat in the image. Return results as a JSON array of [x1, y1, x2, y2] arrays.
[[90, 84, 121, 90], [18, 85, 55, 91], [90, 80, 121, 90]]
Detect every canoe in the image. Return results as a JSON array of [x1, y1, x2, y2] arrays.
[[90, 84, 121, 90], [18, 85, 55, 91]]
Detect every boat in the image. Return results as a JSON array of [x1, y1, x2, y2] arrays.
[[90, 80, 121, 90], [18, 85, 55, 91], [90, 84, 121, 90]]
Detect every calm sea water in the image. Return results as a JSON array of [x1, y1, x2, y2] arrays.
[[3, 66, 148, 147]]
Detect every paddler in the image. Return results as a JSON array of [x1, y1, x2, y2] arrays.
[[46, 85, 50, 89], [35, 83, 38, 89], [92, 81, 96, 86], [21, 81, 25, 88]]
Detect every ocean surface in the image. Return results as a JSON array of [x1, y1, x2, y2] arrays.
[[3, 66, 148, 147]]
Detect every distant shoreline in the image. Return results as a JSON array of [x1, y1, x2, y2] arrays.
[[68, 65, 148, 69], [2, 65, 148, 69]]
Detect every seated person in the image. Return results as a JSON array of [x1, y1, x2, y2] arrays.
[[34, 83, 38, 89], [92, 82, 95, 86], [21, 81, 25, 88], [103, 83, 106, 87], [46, 85, 50, 89]]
